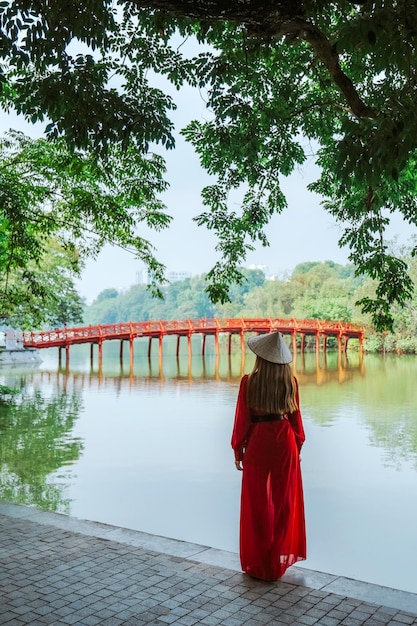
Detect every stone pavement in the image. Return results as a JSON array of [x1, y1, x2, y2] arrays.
[[1, 503, 416, 626]]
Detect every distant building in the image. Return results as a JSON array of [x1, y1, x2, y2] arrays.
[[167, 270, 192, 283], [247, 264, 269, 274], [0, 326, 41, 364], [0, 327, 24, 350], [246, 264, 279, 280], [136, 268, 192, 285], [135, 269, 149, 285]]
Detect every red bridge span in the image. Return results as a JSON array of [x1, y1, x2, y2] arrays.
[[23, 318, 365, 363]]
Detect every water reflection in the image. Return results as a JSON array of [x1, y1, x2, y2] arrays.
[[293, 350, 365, 386], [2, 347, 417, 593], [51, 343, 366, 386], [2, 348, 414, 482], [0, 371, 84, 513], [355, 355, 417, 471]]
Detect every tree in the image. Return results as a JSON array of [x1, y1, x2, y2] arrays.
[[1, 1, 417, 329], [0, 386, 84, 512], [95, 289, 120, 303], [11, 239, 86, 329], [0, 130, 170, 327]]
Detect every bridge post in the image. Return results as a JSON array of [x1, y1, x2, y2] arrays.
[[202, 335, 206, 356], [292, 331, 297, 355], [315, 332, 320, 353], [337, 334, 342, 353], [176, 336, 181, 357], [240, 331, 245, 354], [58, 347, 62, 367], [187, 333, 192, 357], [120, 340, 124, 363], [159, 335, 163, 360], [129, 338, 134, 362], [323, 335, 327, 353], [98, 340, 103, 364], [228, 333, 232, 355], [90, 344, 94, 366], [300, 333, 306, 353], [214, 331, 219, 356], [148, 338, 152, 358]]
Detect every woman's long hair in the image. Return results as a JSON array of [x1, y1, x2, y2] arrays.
[[247, 356, 298, 414]]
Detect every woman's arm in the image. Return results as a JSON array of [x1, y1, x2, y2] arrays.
[[231, 375, 252, 464], [287, 378, 306, 451]]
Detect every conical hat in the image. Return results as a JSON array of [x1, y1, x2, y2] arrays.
[[247, 331, 292, 364]]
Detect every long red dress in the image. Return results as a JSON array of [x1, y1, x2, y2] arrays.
[[231, 375, 306, 581]]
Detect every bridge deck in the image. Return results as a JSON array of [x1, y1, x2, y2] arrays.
[[23, 318, 364, 360]]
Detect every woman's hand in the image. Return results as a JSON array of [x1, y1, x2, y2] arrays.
[[235, 459, 243, 471]]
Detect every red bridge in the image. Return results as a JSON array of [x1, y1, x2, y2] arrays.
[[23, 318, 365, 363]]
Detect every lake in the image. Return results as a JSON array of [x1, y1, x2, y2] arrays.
[[1, 339, 417, 594]]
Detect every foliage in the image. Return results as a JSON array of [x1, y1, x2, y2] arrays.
[[95, 288, 119, 303], [0, 130, 170, 327], [1, 1, 417, 328], [0, 384, 20, 403], [0, 383, 83, 511], [1, 238, 85, 328], [84, 273, 216, 324], [84, 255, 417, 353]]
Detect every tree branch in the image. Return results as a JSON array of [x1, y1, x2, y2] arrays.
[[127, 0, 304, 26], [295, 20, 377, 119], [127, 0, 376, 119]]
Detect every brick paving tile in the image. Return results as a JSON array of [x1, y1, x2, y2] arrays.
[[373, 608, 396, 624], [316, 618, 344, 626], [297, 616, 320, 625], [197, 617, 222, 625], [340, 618, 364, 626], [1, 513, 417, 626], [392, 616, 417, 625], [368, 615, 397, 625], [350, 610, 381, 622], [218, 618, 243, 626]]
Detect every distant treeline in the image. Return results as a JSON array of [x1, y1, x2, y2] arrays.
[[83, 259, 417, 354]]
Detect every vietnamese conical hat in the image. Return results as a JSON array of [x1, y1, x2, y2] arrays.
[[247, 331, 292, 364]]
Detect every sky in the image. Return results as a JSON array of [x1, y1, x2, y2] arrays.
[[1, 42, 414, 304], [76, 124, 351, 301], [73, 79, 354, 301], [73, 80, 411, 302]]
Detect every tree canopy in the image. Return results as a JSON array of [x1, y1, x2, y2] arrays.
[[0, 130, 169, 327], [1, 0, 417, 330]]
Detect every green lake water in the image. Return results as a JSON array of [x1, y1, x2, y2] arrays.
[[1, 339, 416, 593]]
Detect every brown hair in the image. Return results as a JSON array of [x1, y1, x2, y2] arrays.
[[247, 356, 298, 414]]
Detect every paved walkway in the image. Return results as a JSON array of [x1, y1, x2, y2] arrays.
[[1, 503, 416, 626]]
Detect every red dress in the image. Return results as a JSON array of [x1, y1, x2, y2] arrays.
[[231, 375, 306, 581]]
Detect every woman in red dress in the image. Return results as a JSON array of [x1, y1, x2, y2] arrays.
[[231, 331, 306, 581]]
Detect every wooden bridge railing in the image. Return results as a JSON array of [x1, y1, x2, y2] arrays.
[[23, 317, 365, 363]]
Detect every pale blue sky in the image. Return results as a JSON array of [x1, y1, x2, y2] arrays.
[[74, 80, 353, 301], [1, 65, 413, 303]]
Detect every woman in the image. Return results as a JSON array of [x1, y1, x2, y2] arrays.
[[231, 331, 306, 581]]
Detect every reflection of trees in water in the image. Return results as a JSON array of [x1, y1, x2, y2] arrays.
[[7, 351, 416, 493], [302, 354, 417, 471], [369, 413, 417, 471], [354, 355, 417, 471], [0, 387, 84, 512]]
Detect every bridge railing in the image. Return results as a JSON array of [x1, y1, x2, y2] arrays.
[[23, 317, 364, 349]]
